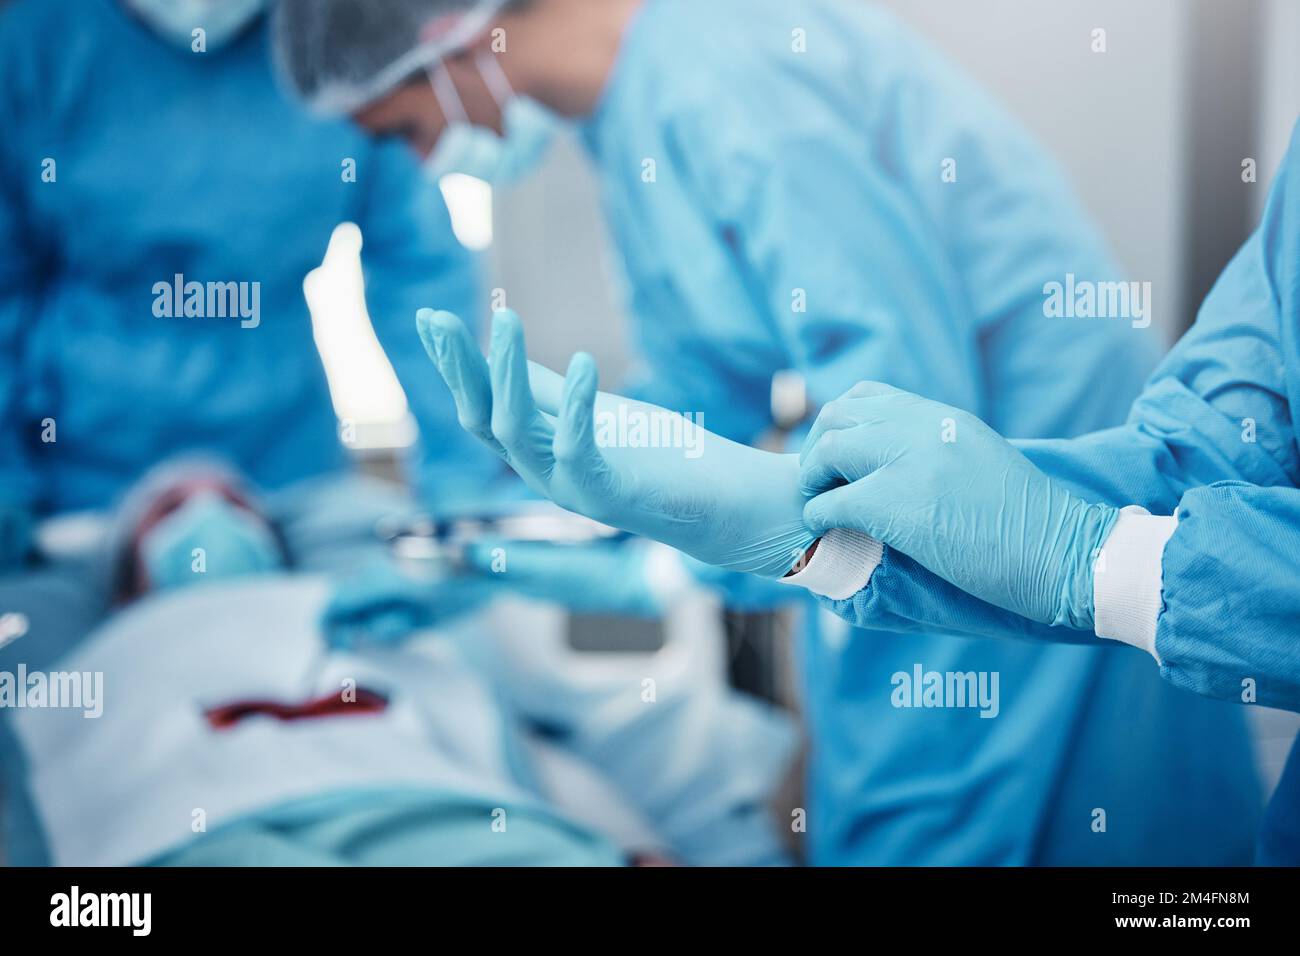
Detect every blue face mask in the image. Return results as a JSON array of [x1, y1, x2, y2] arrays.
[[423, 53, 559, 187], [125, 0, 265, 51], [141, 492, 281, 591]]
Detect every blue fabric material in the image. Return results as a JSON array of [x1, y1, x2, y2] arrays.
[[1257, 736, 1300, 866], [580, 0, 1253, 864], [0, 0, 497, 516], [0, 562, 108, 866], [1161, 484, 1300, 709], [147, 788, 624, 867], [0, 500, 33, 572], [319, 557, 496, 650]]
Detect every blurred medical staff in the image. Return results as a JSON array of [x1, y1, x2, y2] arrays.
[[0, 0, 494, 535], [0, 0, 503, 694], [273, 0, 1259, 864]]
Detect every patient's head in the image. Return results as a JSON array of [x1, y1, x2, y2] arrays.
[[113, 459, 286, 601]]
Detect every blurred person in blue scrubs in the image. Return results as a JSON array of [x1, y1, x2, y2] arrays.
[[273, 0, 1260, 864], [0, 0, 498, 647]]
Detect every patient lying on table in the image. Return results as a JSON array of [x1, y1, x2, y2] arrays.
[[1, 464, 795, 867]]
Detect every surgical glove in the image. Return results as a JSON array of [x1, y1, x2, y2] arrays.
[[799, 382, 1119, 630], [462, 538, 674, 617], [418, 309, 815, 579], [321, 558, 495, 651], [0, 499, 34, 572], [141, 492, 282, 591]]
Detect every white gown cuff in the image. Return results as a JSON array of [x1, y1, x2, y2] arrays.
[[778, 528, 883, 600], [1092, 505, 1178, 661]]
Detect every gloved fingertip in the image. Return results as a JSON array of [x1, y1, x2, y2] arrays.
[[846, 380, 902, 401], [556, 363, 600, 466], [417, 307, 458, 334], [417, 309, 464, 363], [490, 308, 522, 341], [489, 311, 523, 376], [563, 356, 598, 414], [566, 351, 598, 384]]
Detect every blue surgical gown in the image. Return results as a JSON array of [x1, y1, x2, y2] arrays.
[[580, 0, 1258, 864], [0, 0, 496, 515], [1258, 736, 1300, 865]]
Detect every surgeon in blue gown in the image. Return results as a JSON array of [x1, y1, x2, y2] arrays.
[[0, 0, 506, 693], [0, 0, 494, 543], [273, 0, 1260, 864]]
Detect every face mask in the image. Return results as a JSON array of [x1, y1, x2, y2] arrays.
[[141, 492, 281, 592], [476, 52, 561, 184], [125, 0, 265, 51], [424, 64, 512, 185], [423, 54, 559, 186]]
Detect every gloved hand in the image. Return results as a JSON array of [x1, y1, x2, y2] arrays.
[[321, 558, 498, 651], [461, 537, 671, 617], [0, 498, 34, 573], [799, 382, 1119, 630], [418, 308, 815, 579]]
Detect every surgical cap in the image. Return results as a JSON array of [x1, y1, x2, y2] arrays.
[[273, 0, 513, 114]]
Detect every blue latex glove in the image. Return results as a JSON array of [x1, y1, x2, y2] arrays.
[[462, 538, 666, 617], [418, 308, 815, 579], [0, 499, 33, 572], [321, 559, 497, 651], [799, 382, 1120, 630]]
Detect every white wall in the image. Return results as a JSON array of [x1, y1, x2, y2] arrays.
[[879, 0, 1191, 338], [490, 136, 631, 380]]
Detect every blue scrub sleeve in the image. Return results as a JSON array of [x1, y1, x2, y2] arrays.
[[354, 138, 503, 508], [1257, 733, 1300, 865], [1157, 483, 1300, 711]]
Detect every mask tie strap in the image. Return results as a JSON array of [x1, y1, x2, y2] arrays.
[[475, 50, 517, 107], [428, 63, 470, 125]]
